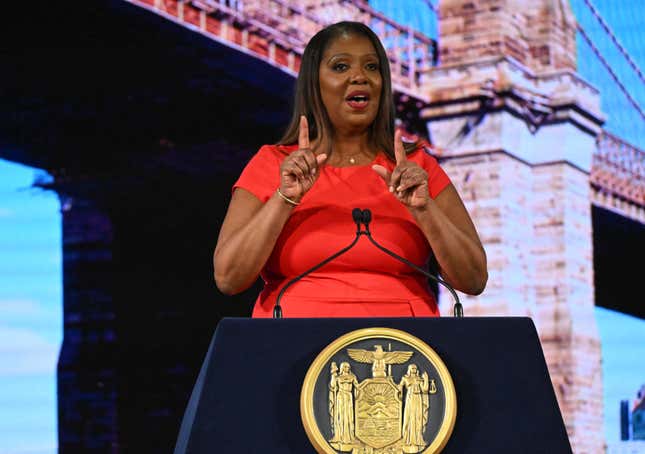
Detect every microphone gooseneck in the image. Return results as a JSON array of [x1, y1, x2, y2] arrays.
[[272, 208, 464, 318], [272, 212, 364, 318], [359, 208, 464, 318]]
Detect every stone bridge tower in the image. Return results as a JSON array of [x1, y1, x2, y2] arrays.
[[422, 0, 605, 451]]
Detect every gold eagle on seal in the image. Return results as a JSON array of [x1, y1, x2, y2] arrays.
[[348, 345, 413, 378]]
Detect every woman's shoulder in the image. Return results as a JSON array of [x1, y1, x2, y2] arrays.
[[373, 143, 438, 169], [246, 143, 297, 166], [374, 143, 443, 172], [258, 143, 298, 155], [409, 143, 452, 195], [406, 142, 443, 165]]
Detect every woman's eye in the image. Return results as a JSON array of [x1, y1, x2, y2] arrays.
[[333, 63, 348, 72], [366, 63, 379, 71]]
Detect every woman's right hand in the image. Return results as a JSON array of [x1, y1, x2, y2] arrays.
[[279, 115, 327, 202]]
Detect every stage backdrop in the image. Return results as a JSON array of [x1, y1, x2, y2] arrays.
[[0, 0, 643, 453]]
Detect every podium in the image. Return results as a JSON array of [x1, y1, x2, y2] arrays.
[[174, 317, 572, 453]]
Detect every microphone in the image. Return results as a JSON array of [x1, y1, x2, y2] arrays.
[[358, 208, 464, 318], [272, 209, 365, 318]]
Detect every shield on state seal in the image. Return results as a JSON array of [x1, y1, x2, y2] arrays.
[[355, 377, 402, 448]]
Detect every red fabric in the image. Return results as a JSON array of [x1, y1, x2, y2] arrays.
[[232, 144, 451, 318]]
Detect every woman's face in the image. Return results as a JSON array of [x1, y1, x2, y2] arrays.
[[318, 33, 383, 135]]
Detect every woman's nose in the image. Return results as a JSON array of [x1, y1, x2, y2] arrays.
[[349, 69, 368, 84]]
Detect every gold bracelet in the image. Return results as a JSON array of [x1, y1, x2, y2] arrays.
[[276, 188, 300, 206]]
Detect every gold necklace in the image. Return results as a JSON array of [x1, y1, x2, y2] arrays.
[[330, 150, 370, 166]]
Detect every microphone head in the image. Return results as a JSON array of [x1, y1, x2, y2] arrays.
[[361, 209, 372, 225], [352, 208, 363, 225]]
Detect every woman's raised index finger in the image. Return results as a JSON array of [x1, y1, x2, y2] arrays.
[[299, 115, 310, 150], [394, 129, 406, 164]]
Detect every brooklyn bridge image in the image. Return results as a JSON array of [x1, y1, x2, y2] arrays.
[[1, 0, 643, 452]]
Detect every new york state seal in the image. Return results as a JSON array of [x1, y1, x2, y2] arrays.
[[301, 328, 456, 454]]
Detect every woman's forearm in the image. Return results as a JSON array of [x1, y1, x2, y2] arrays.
[[214, 191, 294, 294], [410, 195, 488, 295]]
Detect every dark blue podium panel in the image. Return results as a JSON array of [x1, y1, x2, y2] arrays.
[[175, 317, 572, 453]]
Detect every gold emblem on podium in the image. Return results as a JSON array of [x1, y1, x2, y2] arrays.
[[301, 328, 456, 454]]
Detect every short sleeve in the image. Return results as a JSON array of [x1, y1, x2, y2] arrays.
[[409, 147, 451, 198], [232, 145, 284, 202], [423, 152, 451, 198]]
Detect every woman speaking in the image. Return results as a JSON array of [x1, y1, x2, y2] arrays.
[[213, 21, 487, 318]]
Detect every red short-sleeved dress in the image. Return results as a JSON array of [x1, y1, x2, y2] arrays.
[[232, 144, 451, 318]]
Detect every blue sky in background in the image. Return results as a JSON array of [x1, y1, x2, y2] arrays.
[[596, 308, 645, 443], [0, 0, 643, 451], [0, 159, 61, 454], [571, 0, 645, 147]]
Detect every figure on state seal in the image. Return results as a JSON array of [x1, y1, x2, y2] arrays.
[[329, 362, 359, 449], [398, 364, 434, 453]]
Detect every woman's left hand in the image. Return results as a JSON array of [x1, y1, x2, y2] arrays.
[[372, 129, 429, 209]]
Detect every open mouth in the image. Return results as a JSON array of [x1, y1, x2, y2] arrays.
[[346, 93, 370, 109]]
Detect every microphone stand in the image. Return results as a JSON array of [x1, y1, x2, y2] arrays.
[[359, 209, 464, 318], [273, 209, 366, 318], [272, 208, 464, 318]]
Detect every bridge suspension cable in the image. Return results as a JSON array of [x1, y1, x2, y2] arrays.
[[581, 0, 644, 84], [577, 23, 645, 120], [421, 0, 437, 13]]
